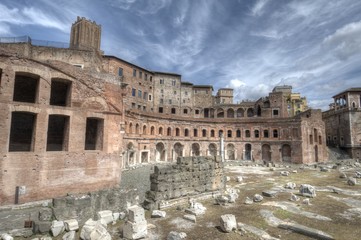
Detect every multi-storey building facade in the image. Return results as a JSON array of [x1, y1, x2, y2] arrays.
[[0, 17, 328, 205], [323, 88, 361, 158]]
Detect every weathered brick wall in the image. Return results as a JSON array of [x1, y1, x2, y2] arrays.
[[145, 156, 224, 209]]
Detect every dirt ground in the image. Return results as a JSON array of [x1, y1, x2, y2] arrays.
[[23, 161, 361, 240], [140, 161, 361, 240]]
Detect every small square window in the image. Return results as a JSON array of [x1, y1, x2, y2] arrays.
[[132, 88, 136, 97], [160, 79, 164, 84], [159, 107, 163, 113], [273, 109, 279, 116], [183, 109, 188, 114], [171, 108, 176, 114], [195, 110, 199, 114]]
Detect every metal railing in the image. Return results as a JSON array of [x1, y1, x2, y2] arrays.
[[0, 35, 69, 48]]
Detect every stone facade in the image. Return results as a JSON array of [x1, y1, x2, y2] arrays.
[[0, 17, 329, 206], [323, 88, 361, 158]]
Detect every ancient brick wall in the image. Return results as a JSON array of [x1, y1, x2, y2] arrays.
[[145, 156, 224, 209]]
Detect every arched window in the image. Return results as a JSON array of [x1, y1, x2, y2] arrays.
[[175, 128, 180, 136], [135, 124, 139, 134], [159, 127, 163, 135], [227, 109, 235, 118], [184, 129, 189, 137], [319, 135, 322, 145], [264, 130, 269, 138], [245, 130, 250, 138], [211, 130, 215, 137], [217, 108, 224, 118], [236, 108, 244, 118], [202, 129, 207, 137], [247, 108, 254, 117], [273, 129, 278, 138], [150, 126, 155, 135], [254, 130, 259, 138], [143, 125, 147, 135], [194, 129, 198, 137], [167, 127, 171, 136], [129, 123, 133, 134], [236, 129, 241, 138], [219, 130, 224, 137]]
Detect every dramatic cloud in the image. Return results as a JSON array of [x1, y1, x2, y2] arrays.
[[1, 0, 361, 110]]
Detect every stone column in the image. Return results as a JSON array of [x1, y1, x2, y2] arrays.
[[220, 132, 224, 162]]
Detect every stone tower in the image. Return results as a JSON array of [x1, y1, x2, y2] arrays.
[[70, 16, 101, 51]]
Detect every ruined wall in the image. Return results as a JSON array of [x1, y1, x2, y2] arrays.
[[144, 156, 224, 209], [0, 49, 125, 205]]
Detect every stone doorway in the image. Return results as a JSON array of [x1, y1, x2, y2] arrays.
[[173, 143, 184, 160], [245, 143, 252, 160], [226, 144, 235, 160], [262, 144, 271, 162], [156, 142, 166, 161], [191, 143, 200, 156], [208, 143, 217, 156], [282, 144, 291, 162]]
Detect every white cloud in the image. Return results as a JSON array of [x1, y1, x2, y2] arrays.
[[323, 20, 361, 60], [109, 0, 136, 10], [0, 3, 70, 32], [0, 22, 12, 35], [250, 0, 269, 16]]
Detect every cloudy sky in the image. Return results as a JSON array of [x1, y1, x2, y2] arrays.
[[1, 0, 361, 109]]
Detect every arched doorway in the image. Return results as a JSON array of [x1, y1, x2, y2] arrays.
[[226, 144, 235, 160], [208, 143, 217, 156], [156, 142, 166, 161], [282, 144, 291, 162], [262, 144, 271, 162], [174, 142, 183, 160], [245, 144, 252, 160], [127, 142, 135, 165], [217, 108, 224, 118], [191, 143, 200, 156], [314, 145, 318, 162], [227, 109, 235, 118]]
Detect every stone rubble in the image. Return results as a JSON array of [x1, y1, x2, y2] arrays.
[[280, 171, 290, 176], [50, 220, 65, 237], [62, 230, 75, 240], [348, 177, 357, 186], [290, 193, 300, 202], [167, 231, 187, 240], [185, 202, 206, 216], [0, 233, 13, 240], [123, 206, 147, 240], [97, 210, 113, 225], [220, 214, 237, 233], [244, 197, 253, 205], [253, 194, 264, 202], [151, 210, 166, 218], [284, 182, 296, 189], [299, 184, 316, 198], [183, 214, 196, 223]]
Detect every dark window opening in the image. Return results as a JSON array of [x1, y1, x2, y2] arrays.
[[195, 110, 200, 114], [159, 107, 163, 113], [227, 130, 232, 138], [118, 68, 123, 76], [254, 130, 259, 138], [132, 88, 136, 97], [273, 109, 279, 116], [273, 129, 278, 138], [202, 129, 207, 137], [264, 130, 269, 138], [167, 127, 171, 136], [50, 79, 71, 106], [245, 130, 250, 138], [211, 130, 215, 137], [171, 108, 176, 114], [0, 69, 2, 87], [13, 74, 39, 103], [219, 130, 224, 137], [194, 129, 198, 137], [46, 115, 69, 151], [9, 112, 36, 152], [133, 69, 136, 77], [236, 130, 241, 138], [176, 128, 180, 136], [183, 109, 188, 114], [185, 129, 189, 137], [85, 118, 103, 150]]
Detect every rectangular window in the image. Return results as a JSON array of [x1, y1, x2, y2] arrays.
[[143, 92, 148, 100], [149, 94, 152, 101], [132, 88, 136, 97], [133, 69, 137, 77], [139, 71, 142, 79], [160, 98, 163, 104], [0, 69, 2, 87], [194, 129, 198, 137], [145, 73, 147, 80], [183, 109, 188, 114], [50, 79, 71, 106], [160, 79, 164, 84], [85, 118, 103, 150], [118, 68, 123, 76], [172, 80, 176, 86], [9, 112, 36, 152], [132, 103, 136, 108], [195, 110, 199, 114], [143, 106, 146, 111], [13, 74, 39, 103], [46, 115, 69, 151], [169, 99, 172, 104], [171, 108, 176, 114], [150, 76, 153, 82], [159, 107, 163, 113], [138, 90, 142, 98], [273, 109, 279, 116]]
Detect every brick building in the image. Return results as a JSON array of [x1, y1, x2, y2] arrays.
[[323, 88, 361, 158], [0, 17, 328, 205]]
